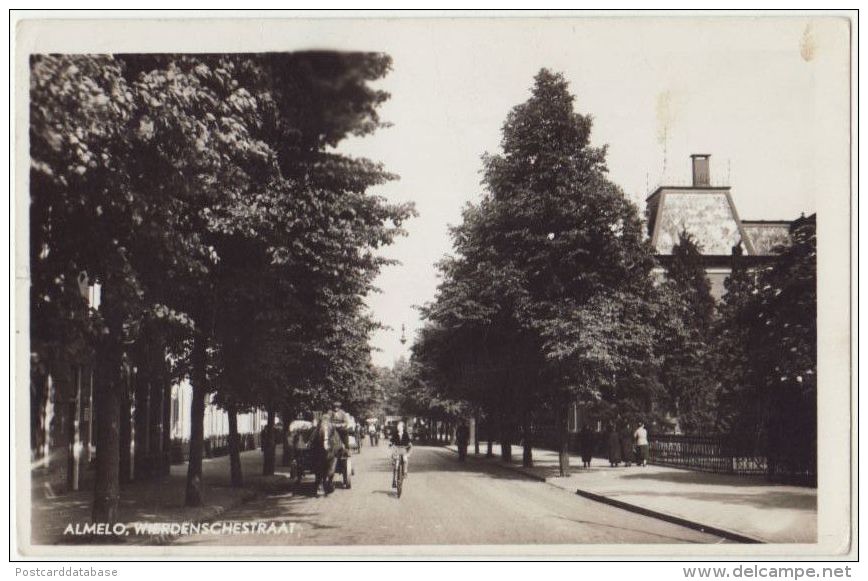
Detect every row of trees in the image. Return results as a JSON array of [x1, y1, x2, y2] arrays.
[[30, 52, 413, 521], [403, 69, 816, 479]]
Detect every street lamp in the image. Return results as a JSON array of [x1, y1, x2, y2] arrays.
[[399, 324, 407, 346]]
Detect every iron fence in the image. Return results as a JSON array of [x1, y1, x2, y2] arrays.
[[649, 434, 765, 475], [512, 427, 815, 486], [170, 433, 260, 464]]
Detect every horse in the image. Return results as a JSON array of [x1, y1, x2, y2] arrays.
[[311, 417, 344, 496]]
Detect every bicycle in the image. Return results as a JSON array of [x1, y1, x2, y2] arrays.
[[390, 445, 410, 498]]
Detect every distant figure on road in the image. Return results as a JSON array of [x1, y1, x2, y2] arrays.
[[456, 422, 470, 461], [579, 426, 594, 468], [353, 422, 363, 450], [633, 422, 649, 467], [368, 423, 378, 446], [606, 424, 622, 467]]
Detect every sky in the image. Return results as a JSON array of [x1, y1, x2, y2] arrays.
[[324, 16, 851, 367]]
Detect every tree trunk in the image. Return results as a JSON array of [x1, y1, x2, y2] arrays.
[[262, 406, 276, 476], [118, 369, 132, 485], [280, 408, 292, 467], [500, 415, 512, 463], [147, 338, 166, 479], [227, 401, 243, 487], [486, 422, 494, 458], [522, 412, 533, 468], [133, 365, 151, 481], [161, 374, 172, 476], [185, 336, 207, 506], [92, 341, 121, 524], [148, 366, 164, 479], [558, 402, 570, 478], [474, 411, 480, 455]]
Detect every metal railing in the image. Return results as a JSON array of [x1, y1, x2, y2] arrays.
[[513, 427, 814, 486], [649, 434, 765, 475], [170, 433, 260, 464]]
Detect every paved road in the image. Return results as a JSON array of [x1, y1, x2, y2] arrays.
[[172, 445, 727, 546]]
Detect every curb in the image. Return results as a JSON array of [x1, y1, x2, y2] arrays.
[[572, 489, 762, 544], [441, 444, 763, 544]]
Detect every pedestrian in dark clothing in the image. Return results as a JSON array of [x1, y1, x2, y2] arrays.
[[579, 426, 594, 468], [620, 426, 634, 467], [607, 425, 622, 467], [456, 422, 470, 461]]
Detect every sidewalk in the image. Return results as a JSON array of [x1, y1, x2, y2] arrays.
[[30, 449, 292, 545], [447, 443, 817, 544]]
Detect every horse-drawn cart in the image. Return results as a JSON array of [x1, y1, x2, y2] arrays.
[[289, 426, 353, 493], [288, 440, 311, 485]]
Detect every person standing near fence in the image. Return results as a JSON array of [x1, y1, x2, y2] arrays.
[[607, 423, 622, 467], [579, 425, 594, 468], [633, 422, 649, 467]]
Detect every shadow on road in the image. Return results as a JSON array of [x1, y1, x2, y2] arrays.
[[617, 469, 777, 488], [365, 447, 543, 483], [606, 489, 816, 512]]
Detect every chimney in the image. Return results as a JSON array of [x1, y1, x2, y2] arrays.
[[691, 154, 711, 187]]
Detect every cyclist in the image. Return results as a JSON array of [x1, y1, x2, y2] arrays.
[[389, 420, 412, 488]]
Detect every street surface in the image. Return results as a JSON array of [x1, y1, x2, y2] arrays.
[[172, 445, 727, 546]]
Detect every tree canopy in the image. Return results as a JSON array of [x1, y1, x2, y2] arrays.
[[30, 51, 414, 518]]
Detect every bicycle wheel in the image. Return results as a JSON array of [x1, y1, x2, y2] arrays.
[[396, 457, 404, 498]]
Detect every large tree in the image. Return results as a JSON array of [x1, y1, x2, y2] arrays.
[[479, 70, 656, 474], [30, 54, 145, 522], [416, 69, 656, 475], [711, 219, 816, 482], [658, 231, 718, 434], [746, 218, 817, 482], [712, 242, 758, 437]]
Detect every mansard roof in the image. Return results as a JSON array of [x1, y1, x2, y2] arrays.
[[646, 186, 757, 256], [741, 220, 793, 255]]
